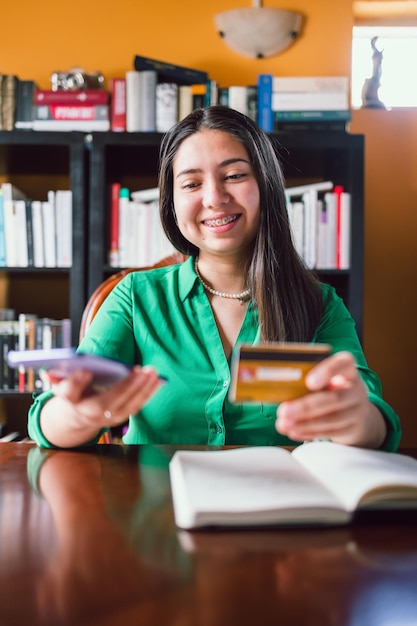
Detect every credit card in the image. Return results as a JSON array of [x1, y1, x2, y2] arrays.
[[229, 342, 331, 404]]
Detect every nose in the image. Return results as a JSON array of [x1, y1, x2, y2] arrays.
[[202, 178, 230, 209]]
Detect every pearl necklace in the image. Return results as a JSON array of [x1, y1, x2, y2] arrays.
[[194, 258, 251, 303]]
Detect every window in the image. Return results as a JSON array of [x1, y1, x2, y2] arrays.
[[351, 26, 417, 108]]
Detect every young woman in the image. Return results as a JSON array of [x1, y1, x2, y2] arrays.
[[28, 106, 401, 450]]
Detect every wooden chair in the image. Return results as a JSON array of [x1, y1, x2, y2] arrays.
[[79, 251, 186, 342], [79, 251, 186, 444]]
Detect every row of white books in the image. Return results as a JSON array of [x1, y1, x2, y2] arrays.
[[108, 181, 350, 271], [108, 184, 176, 268], [0, 183, 72, 268], [0, 315, 71, 393], [286, 182, 351, 270]]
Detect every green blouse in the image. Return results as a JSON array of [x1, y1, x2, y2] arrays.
[[28, 256, 401, 450]]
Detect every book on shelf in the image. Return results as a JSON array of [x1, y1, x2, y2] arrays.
[[133, 54, 209, 85], [125, 70, 161, 132], [227, 86, 248, 115], [223, 85, 258, 120], [334, 185, 351, 270], [169, 441, 417, 530], [15, 79, 38, 129], [2, 182, 27, 267], [218, 86, 229, 107], [32, 118, 110, 131], [272, 109, 352, 132], [130, 187, 159, 202], [272, 76, 349, 94], [0, 187, 72, 269], [0, 189, 5, 266], [317, 196, 337, 270], [273, 109, 351, 122], [41, 196, 56, 268], [285, 181, 345, 271], [55, 190, 73, 268], [109, 78, 126, 132], [274, 120, 349, 133], [0, 74, 18, 131], [257, 73, 273, 132], [0, 320, 19, 390], [34, 89, 109, 105], [204, 79, 218, 107], [25, 200, 35, 267], [125, 71, 141, 132], [109, 182, 121, 267], [34, 104, 109, 122], [156, 83, 178, 132], [139, 70, 157, 131], [272, 91, 349, 112], [246, 85, 258, 122], [111, 186, 175, 267], [287, 200, 304, 259], [0, 315, 72, 393], [178, 85, 193, 120], [14, 201, 29, 267], [31, 200, 45, 268], [117, 187, 130, 266]]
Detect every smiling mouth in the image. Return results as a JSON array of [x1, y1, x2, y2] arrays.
[[203, 215, 239, 227]]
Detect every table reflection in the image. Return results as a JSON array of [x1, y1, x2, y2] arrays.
[[0, 443, 415, 626]]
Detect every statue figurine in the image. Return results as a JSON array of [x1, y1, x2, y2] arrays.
[[361, 37, 386, 109]]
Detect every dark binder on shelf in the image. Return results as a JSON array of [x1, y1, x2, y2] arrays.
[[133, 55, 208, 85]]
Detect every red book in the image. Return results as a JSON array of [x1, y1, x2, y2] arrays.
[[34, 89, 109, 105], [334, 185, 343, 269], [34, 104, 109, 121], [109, 78, 126, 132], [334, 185, 351, 270], [109, 182, 121, 266]]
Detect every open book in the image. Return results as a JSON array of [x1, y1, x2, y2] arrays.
[[169, 442, 417, 529]]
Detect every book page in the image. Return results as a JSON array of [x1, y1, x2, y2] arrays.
[[169, 447, 350, 529], [292, 442, 417, 512]]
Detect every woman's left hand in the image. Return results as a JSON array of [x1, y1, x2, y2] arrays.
[[275, 351, 387, 448]]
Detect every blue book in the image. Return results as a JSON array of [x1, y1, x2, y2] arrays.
[[0, 190, 6, 267], [257, 74, 273, 132]]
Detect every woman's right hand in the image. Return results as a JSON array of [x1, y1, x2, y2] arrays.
[[39, 366, 164, 447]]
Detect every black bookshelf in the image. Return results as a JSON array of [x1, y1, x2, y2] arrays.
[[271, 131, 364, 339], [0, 130, 88, 345], [86, 131, 364, 339]]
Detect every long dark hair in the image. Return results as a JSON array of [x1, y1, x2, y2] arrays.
[[158, 105, 323, 342]]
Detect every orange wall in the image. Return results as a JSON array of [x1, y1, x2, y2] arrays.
[[1, 0, 352, 88], [351, 109, 417, 447], [1, 0, 416, 445]]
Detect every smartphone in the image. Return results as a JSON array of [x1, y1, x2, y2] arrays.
[[229, 342, 332, 404], [6, 347, 132, 388]]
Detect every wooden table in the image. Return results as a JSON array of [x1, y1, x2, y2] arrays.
[[1, 442, 416, 626]]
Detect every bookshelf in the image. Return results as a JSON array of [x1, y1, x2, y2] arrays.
[[270, 131, 364, 339], [86, 130, 364, 339], [0, 128, 364, 438], [0, 131, 87, 343], [0, 131, 88, 435]]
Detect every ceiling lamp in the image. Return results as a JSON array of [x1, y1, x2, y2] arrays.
[[214, 1, 303, 59]]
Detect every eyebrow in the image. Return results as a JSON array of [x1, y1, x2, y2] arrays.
[[175, 158, 251, 179]]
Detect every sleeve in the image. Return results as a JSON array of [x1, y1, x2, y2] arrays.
[[313, 285, 402, 452], [28, 389, 107, 449], [27, 276, 137, 449]]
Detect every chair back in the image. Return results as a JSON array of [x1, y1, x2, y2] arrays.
[[79, 251, 186, 342]]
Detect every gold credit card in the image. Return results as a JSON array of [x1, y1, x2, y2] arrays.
[[229, 342, 332, 404]]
